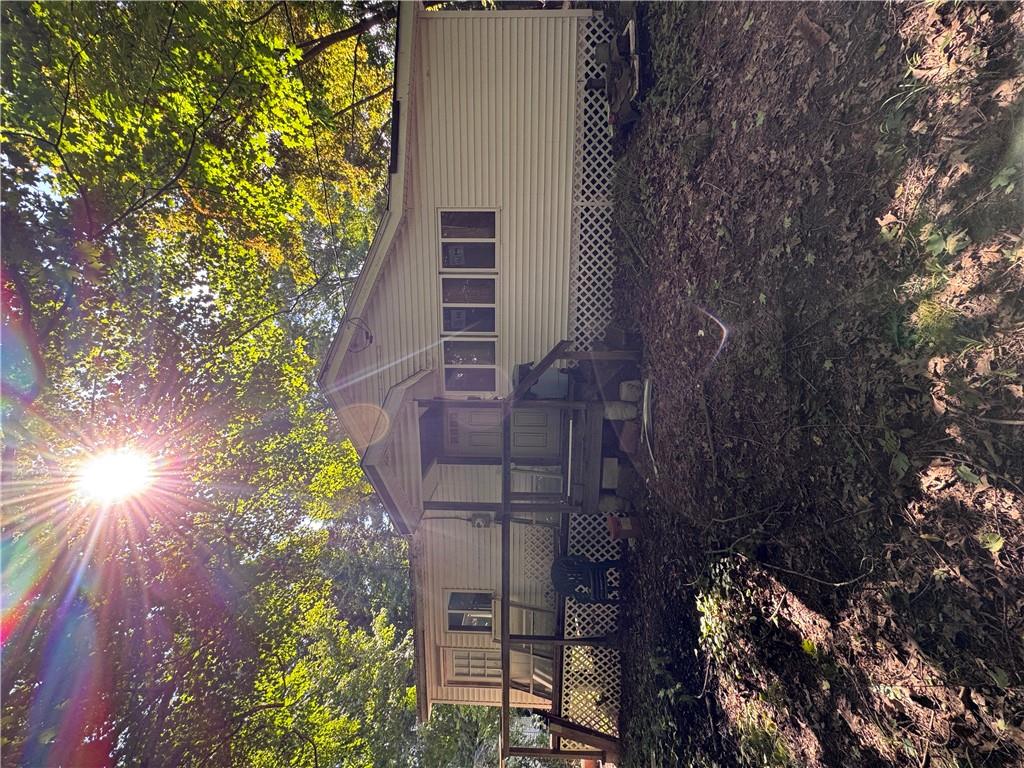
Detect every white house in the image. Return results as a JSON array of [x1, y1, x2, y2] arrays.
[[318, 4, 630, 763]]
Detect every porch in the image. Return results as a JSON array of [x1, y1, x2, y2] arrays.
[[418, 340, 638, 766]]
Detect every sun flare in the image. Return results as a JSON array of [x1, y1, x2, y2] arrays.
[[75, 449, 155, 505]]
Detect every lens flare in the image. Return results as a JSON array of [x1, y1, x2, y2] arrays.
[[75, 449, 155, 505]]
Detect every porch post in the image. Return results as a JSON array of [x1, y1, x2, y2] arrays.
[[499, 401, 512, 761]]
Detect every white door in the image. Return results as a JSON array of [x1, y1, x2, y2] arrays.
[[443, 407, 561, 460]]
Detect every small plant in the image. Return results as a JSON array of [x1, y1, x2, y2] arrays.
[[696, 558, 742, 664], [735, 700, 793, 768], [910, 298, 959, 349]]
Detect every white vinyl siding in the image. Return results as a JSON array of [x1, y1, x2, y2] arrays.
[[320, 7, 598, 715], [413, 517, 556, 709], [332, 10, 584, 412]]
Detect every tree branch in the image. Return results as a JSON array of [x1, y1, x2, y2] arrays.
[[244, 1, 284, 26], [291, 728, 320, 768], [330, 84, 392, 121], [296, 8, 396, 66], [296, 1, 448, 65], [5, 126, 96, 240], [217, 270, 355, 354], [100, 66, 246, 236]]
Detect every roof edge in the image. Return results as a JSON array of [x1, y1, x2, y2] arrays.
[[318, 1, 417, 410]]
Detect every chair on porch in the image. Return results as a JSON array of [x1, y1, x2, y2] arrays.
[[550, 555, 623, 605]]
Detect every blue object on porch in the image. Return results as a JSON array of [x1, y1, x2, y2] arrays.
[[550, 555, 622, 605]]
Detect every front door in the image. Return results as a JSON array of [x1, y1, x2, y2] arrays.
[[443, 406, 561, 460]]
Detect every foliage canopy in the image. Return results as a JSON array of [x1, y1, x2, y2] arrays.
[[0, 2, 448, 766]]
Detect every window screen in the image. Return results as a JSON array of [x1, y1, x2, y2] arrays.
[[443, 307, 495, 333], [447, 591, 492, 632], [442, 278, 496, 305], [444, 368, 497, 392], [441, 242, 496, 270], [440, 211, 496, 239], [443, 340, 496, 365]]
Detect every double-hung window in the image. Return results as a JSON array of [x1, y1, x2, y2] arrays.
[[446, 591, 493, 632], [439, 210, 498, 394]]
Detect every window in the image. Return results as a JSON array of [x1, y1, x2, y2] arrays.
[[439, 211, 496, 271], [442, 338, 497, 391], [442, 242, 495, 270], [442, 307, 495, 333], [442, 278, 495, 305], [444, 340, 496, 366], [447, 591, 492, 632], [439, 210, 499, 394], [446, 649, 501, 684], [441, 211, 496, 239], [444, 367, 496, 392]]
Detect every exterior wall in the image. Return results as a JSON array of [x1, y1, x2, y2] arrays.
[[413, 518, 557, 708], [413, 517, 555, 708], [319, 8, 619, 718], [431, 463, 501, 504], [334, 10, 589, 414]]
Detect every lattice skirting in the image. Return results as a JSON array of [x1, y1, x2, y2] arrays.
[[520, 523, 558, 612], [568, 15, 616, 351], [559, 510, 623, 745], [560, 645, 621, 746]]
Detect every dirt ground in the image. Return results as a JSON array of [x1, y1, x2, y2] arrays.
[[614, 3, 1024, 767]]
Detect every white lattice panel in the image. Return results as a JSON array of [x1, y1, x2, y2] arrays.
[[564, 512, 622, 638], [559, 511, 622, 747], [522, 524, 558, 610], [569, 16, 616, 351], [561, 646, 621, 744]]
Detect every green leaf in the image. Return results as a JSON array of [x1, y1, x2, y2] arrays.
[[890, 451, 910, 480], [977, 531, 1004, 555], [945, 228, 969, 255], [925, 229, 946, 257], [987, 666, 1010, 688], [955, 464, 981, 484]]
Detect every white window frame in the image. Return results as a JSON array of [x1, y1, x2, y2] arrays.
[[437, 208, 498, 274], [442, 647, 502, 686], [444, 589, 494, 634], [438, 209, 499, 395]]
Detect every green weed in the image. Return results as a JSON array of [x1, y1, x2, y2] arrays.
[[911, 298, 959, 349], [736, 701, 793, 768]]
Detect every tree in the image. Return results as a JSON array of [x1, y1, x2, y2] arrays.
[[1, 3, 419, 766]]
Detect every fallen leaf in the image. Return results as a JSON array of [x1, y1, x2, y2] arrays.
[[975, 349, 994, 376], [792, 9, 831, 50], [976, 531, 1004, 555]]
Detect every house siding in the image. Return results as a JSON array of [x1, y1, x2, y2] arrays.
[[334, 11, 587, 415], [414, 518, 553, 709]]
